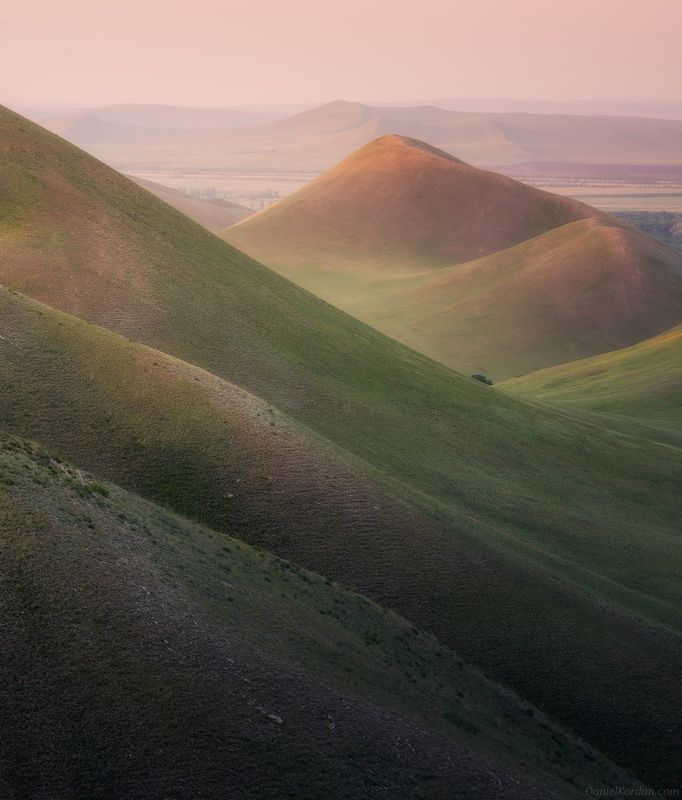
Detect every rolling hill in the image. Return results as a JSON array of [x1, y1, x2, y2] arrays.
[[1, 106, 682, 787], [225, 134, 595, 269], [4, 432, 625, 799], [502, 324, 682, 429], [366, 217, 682, 379], [130, 176, 251, 230], [411, 97, 682, 120], [24, 99, 682, 174], [1, 284, 681, 792], [224, 136, 682, 378]]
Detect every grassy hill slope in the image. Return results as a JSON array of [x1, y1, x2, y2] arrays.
[[5, 432, 628, 799], [1, 108, 682, 785], [1, 287, 681, 790], [364, 218, 682, 379], [502, 325, 682, 427], [224, 139, 682, 379]]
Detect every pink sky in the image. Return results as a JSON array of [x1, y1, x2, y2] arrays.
[[2, 0, 681, 107]]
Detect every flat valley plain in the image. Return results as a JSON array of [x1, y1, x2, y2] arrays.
[[126, 166, 682, 213]]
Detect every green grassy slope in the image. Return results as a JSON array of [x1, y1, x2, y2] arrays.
[[1, 108, 682, 785], [4, 433, 630, 799], [502, 325, 682, 426], [1, 287, 681, 790]]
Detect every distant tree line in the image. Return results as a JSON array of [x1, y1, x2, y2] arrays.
[[614, 211, 682, 250]]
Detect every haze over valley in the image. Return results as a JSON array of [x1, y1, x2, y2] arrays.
[[24, 99, 682, 214]]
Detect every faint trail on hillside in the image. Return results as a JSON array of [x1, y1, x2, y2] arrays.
[[519, 395, 682, 454]]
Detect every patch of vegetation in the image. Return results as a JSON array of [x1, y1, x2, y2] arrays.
[[614, 211, 682, 250]]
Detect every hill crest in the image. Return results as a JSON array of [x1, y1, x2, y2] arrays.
[[226, 134, 595, 268], [372, 216, 682, 377]]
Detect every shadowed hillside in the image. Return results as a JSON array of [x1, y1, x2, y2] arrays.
[[5, 433, 627, 799], [1, 287, 681, 792], [1, 107, 682, 787]]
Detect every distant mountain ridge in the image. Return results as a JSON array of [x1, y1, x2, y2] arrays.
[[29, 102, 273, 131], [23, 98, 682, 173]]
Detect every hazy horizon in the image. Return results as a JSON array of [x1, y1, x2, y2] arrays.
[[2, 0, 681, 108], [13, 97, 682, 114]]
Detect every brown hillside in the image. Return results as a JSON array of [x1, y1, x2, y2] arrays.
[[225, 134, 596, 269], [225, 138, 682, 378], [372, 217, 682, 378]]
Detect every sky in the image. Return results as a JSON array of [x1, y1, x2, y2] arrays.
[[2, 0, 682, 108]]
